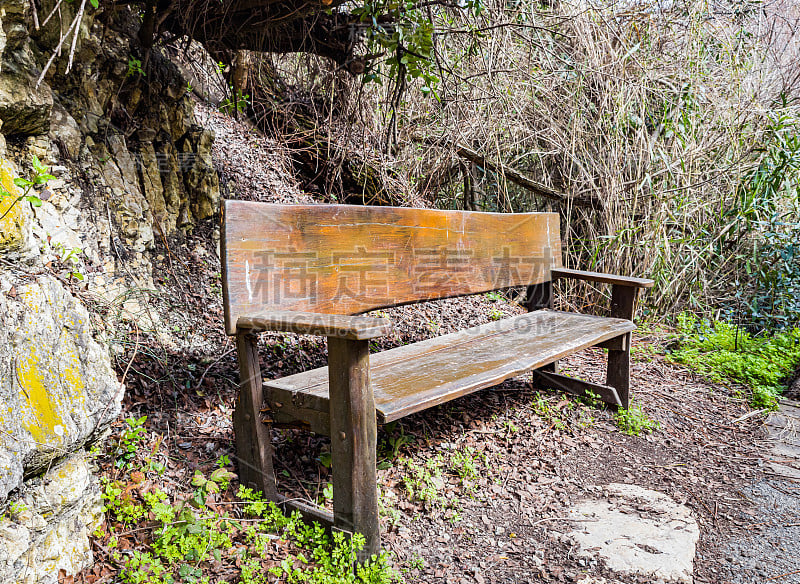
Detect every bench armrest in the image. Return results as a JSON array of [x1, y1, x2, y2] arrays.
[[551, 268, 653, 289], [237, 310, 392, 340]]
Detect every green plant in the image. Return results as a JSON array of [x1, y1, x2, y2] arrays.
[[114, 415, 148, 468], [3, 500, 28, 521], [449, 446, 483, 482], [127, 58, 145, 77], [669, 313, 800, 409], [0, 155, 53, 222], [614, 399, 660, 436], [579, 390, 603, 409], [319, 482, 334, 506], [488, 306, 504, 321], [730, 103, 800, 329], [191, 468, 236, 507], [377, 422, 414, 468], [402, 456, 446, 508], [378, 489, 401, 528], [352, 0, 450, 98], [219, 86, 250, 116], [484, 291, 504, 302], [102, 479, 147, 525], [409, 553, 425, 570], [531, 396, 567, 430], [51, 242, 85, 281]]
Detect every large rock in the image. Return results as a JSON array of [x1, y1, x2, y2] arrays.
[[180, 126, 220, 221], [49, 102, 83, 159], [0, 275, 123, 501], [0, 0, 53, 136], [0, 453, 103, 583], [567, 483, 700, 584], [95, 136, 155, 252], [0, 73, 52, 136]]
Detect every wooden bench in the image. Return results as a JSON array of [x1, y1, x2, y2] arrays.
[[221, 201, 653, 559]]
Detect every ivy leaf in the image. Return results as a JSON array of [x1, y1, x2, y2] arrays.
[[191, 471, 207, 488], [209, 468, 236, 483]]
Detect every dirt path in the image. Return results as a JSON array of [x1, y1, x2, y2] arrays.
[[719, 400, 800, 584]]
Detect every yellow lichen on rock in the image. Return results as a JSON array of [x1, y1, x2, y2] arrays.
[[15, 348, 64, 444], [0, 158, 29, 254]]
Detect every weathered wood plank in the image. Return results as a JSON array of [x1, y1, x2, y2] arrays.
[[222, 202, 562, 335], [607, 285, 636, 409], [238, 310, 392, 340], [610, 284, 639, 321], [266, 310, 635, 423], [277, 495, 335, 530], [533, 370, 622, 407], [553, 268, 654, 289], [233, 333, 277, 499], [327, 337, 380, 561]]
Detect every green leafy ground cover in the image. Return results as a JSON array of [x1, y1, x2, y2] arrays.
[[667, 314, 800, 410], [95, 419, 399, 584]]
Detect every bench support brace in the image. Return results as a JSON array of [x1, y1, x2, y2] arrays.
[[533, 370, 622, 407], [327, 337, 381, 562], [233, 332, 278, 500]]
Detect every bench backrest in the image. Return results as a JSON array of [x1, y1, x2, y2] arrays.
[[221, 201, 562, 335]]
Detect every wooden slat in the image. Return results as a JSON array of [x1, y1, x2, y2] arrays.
[[238, 310, 392, 340], [266, 310, 635, 423], [552, 268, 654, 288], [222, 202, 562, 335], [607, 332, 632, 409]]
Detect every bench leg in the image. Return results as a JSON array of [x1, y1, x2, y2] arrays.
[[539, 361, 559, 374], [327, 337, 380, 563], [606, 332, 631, 409], [233, 332, 278, 500], [608, 284, 638, 410]]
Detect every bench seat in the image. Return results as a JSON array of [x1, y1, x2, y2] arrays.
[[265, 309, 635, 426]]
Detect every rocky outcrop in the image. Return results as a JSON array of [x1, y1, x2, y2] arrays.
[[0, 274, 122, 501], [0, 1, 223, 580], [0, 453, 103, 584], [0, 158, 33, 257], [0, 0, 53, 135]]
